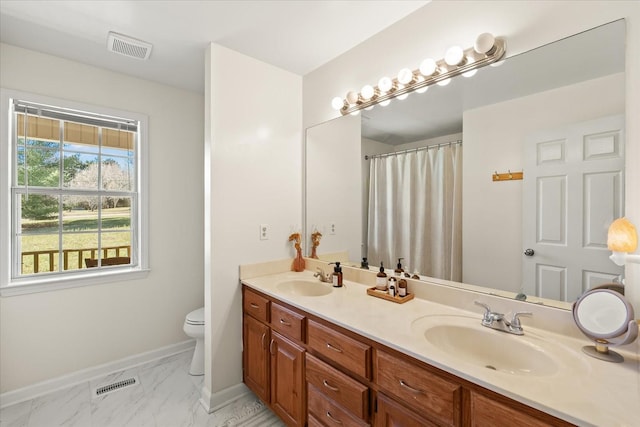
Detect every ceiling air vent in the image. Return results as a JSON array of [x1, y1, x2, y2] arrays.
[[107, 31, 152, 60]]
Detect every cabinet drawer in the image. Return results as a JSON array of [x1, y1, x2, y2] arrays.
[[308, 320, 371, 379], [470, 391, 569, 427], [271, 303, 305, 342], [375, 350, 461, 426], [308, 384, 369, 427], [243, 287, 269, 323], [308, 413, 324, 427], [306, 353, 369, 420]]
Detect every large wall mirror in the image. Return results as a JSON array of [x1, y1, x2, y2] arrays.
[[305, 20, 626, 310]]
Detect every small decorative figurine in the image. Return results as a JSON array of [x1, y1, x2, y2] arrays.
[[310, 230, 322, 259], [288, 232, 305, 272]]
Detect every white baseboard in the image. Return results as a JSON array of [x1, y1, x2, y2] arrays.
[[199, 382, 251, 414], [0, 339, 195, 408]]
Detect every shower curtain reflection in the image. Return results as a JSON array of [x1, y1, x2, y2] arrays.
[[367, 142, 462, 281]]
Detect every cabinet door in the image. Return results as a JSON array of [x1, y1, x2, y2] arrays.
[[271, 331, 306, 427], [243, 314, 270, 403], [375, 393, 438, 427]]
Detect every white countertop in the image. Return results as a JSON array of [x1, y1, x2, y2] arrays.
[[241, 270, 640, 427]]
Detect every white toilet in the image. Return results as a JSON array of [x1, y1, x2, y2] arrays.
[[183, 307, 205, 376]]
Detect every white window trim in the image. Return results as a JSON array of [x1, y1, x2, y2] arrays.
[[0, 88, 149, 296]]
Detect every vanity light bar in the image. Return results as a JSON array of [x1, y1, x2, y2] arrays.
[[333, 33, 506, 116]]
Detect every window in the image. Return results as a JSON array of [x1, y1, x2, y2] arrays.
[[1, 90, 149, 294]]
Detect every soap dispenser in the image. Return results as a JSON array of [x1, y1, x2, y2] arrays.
[[394, 258, 404, 276], [330, 262, 343, 288], [376, 262, 388, 290], [398, 278, 408, 297]]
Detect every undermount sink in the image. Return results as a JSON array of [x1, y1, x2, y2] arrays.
[[411, 315, 576, 377], [276, 279, 333, 297]]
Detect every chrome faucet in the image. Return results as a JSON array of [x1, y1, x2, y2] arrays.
[[313, 267, 331, 283], [474, 301, 532, 335]]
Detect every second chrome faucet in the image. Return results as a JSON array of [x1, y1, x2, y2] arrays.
[[474, 301, 532, 335], [313, 267, 332, 283]]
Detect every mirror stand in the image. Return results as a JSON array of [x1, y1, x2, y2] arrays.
[[572, 287, 638, 363], [582, 340, 625, 363]]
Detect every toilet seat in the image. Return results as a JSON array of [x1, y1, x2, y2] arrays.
[[186, 307, 204, 326]]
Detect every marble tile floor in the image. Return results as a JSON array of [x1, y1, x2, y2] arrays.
[[0, 350, 284, 427]]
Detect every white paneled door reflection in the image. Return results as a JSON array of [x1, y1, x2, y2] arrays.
[[522, 115, 624, 302]]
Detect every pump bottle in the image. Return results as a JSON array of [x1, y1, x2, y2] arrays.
[[376, 262, 387, 290], [394, 258, 404, 276], [330, 262, 343, 288]]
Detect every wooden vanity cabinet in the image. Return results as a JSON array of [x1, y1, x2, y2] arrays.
[[242, 287, 306, 427], [242, 285, 575, 427]]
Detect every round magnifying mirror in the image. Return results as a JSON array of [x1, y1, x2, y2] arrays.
[[573, 288, 638, 363]]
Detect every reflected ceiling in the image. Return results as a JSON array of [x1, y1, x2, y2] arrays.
[[361, 21, 625, 145]]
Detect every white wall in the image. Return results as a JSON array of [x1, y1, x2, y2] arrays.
[[0, 44, 204, 393], [463, 73, 625, 292], [306, 115, 361, 261], [303, 0, 640, 311], [204, 44, 302, 407]]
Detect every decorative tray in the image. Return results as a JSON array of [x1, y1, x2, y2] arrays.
[[366, 287, 414, 304]]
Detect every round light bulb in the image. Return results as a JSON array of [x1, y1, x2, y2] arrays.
[[419, 58, 437, 76], [437, 78, 451, 87], [462, 69, 477, 78], [444, 46, 465, 66], [416, 86, 429, 94], [346, 91, 359, 105], [378, 76, 393, 93], [397, 68, 414, 85], [380, 100, 391, 107], [361, 85, 375, 100], [474, 33, 495, 54], [331, 96, 344, 110]]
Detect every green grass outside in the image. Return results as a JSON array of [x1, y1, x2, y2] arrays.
[[20, 208, 131, 274]]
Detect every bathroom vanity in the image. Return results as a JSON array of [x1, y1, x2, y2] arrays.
[[240, 261, 638, 426]]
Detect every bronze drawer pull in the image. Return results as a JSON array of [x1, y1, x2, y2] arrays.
[[250, 303, 259, 309], [326, 342, 343, 353], [261, 333, 266, 349], [323, 380, 340, 392], [269, 339, 275, 355], [279, 318, 291, 326], [399, 379, 424, 394], [326, 411, 343, 424]]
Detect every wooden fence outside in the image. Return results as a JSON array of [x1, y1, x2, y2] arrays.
[[21, 245, 131, 273]]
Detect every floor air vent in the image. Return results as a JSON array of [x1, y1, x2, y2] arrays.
[[93, 376, 138, 398]]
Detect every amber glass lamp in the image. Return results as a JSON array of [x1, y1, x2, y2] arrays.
[[608, 218, 640, 266]]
